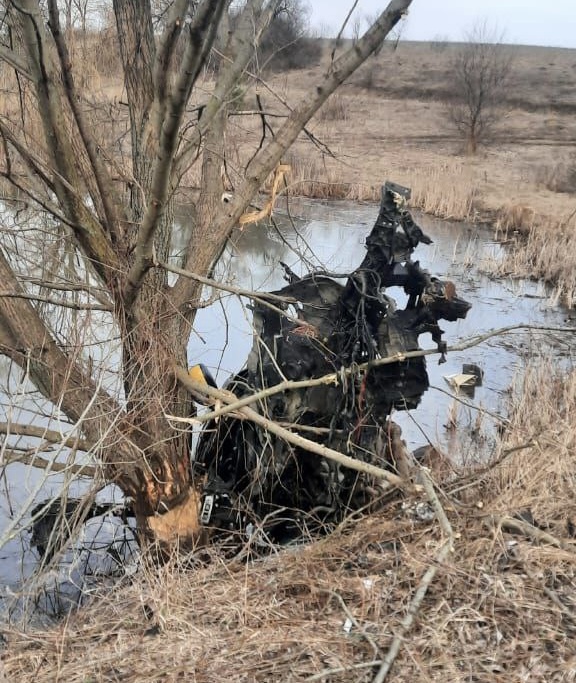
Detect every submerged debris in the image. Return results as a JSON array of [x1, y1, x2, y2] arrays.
[[28, 183, 472, 572]]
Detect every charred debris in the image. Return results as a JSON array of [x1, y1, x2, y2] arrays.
[[31, 182, 471, 560], [194, 181, 471, 543]]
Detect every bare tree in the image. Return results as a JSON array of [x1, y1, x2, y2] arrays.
[[0, 0, 412, 553], [446, 22, 514, 154]]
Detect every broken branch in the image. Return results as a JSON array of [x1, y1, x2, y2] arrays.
[[188, 325, 576, 426], [0, 422, 94, 453], [173, 367, 408, 491], [373, 468, 454, 682], [1, 448, 97, 478]]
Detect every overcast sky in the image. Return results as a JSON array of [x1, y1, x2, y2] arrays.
[[308, 0, 575, 49]]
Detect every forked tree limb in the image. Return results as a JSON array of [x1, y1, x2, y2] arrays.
[[171, 0, 413, 309], [46, 0, 125, 241], [13, 0, 120, 286], [172, 366, 408, 490], [123, 0, 229, 308]]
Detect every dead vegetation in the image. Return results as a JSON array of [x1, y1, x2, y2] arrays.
[[1, 24, 576, 681], [3, 363, 576, 681], [2, 36, 574, 300]]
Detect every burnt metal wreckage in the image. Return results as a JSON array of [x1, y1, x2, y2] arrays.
[[30, 182, 472, 561], [194, 181, 471, 544]]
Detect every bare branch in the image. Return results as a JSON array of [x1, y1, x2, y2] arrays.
[[183, 324, 576, 425], [0, 290, 113, 311], [11, 0, 120, 285], [373, 469, 454, 682], [0, 44, 31, 79], [1, 448, 97, 477], [123, 0, 229, 307], [46, 0, 125, 241], [173, 365, 407, 491], [173, 0, 413, 305], [0, 421, 94, 452]]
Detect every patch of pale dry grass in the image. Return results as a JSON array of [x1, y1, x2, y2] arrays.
[[282, 153, 379, 202], [3, 366, 576, 682], [491, 212, 576, 306], [481, 363, 576, 527], [409, 161, 481, 221]]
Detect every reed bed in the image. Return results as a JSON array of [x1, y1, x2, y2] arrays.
[[491, 213, 576, 306], [409, 162, 481, 221], [281, 154, 379, 202], [3, 364, 576, 682]]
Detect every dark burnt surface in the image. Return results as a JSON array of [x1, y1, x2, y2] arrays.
[[195, 183, 471, 541]]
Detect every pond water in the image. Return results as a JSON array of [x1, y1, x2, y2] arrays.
[[1, 198, 574, 598], [190, 199, 574, 456]]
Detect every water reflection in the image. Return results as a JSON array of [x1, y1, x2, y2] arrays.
[[0, 198, 573, 591], [188, 200, 574, 458]]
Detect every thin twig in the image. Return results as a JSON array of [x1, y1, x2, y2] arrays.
[[188, 325, 576, 425], [324, 589, 381, 657], [372, 539, 453, 683], [372, 468, 454, 682], [1, 448, 97, 477], [0, 290, 112, 311], [0, 421, 94, 452]]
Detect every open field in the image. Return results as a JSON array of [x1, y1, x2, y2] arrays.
[[1, 39, 574, 297], [277, 41, 576, 303]]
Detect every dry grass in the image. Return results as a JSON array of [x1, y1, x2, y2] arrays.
[[3, 38, 575, 300], [3, 366, 576, 682], [493, 212, 576, 307], [271, 42, 576, 303]]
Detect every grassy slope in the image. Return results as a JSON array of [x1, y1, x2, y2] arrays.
[[279, 41, 576, 303]]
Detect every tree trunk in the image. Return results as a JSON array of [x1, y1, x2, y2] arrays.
[[0, 0, 414, 555]]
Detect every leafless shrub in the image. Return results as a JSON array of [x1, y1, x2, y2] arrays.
[[445, 22, 515, 154], [430, 34, 450, 52], [252, 0, 323, 72]]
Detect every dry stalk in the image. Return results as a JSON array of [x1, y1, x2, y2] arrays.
[[372, 468, 454, 682]]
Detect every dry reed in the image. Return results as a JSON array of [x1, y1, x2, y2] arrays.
[[491, 212, 576, 306], [3, 364, 576, 682]]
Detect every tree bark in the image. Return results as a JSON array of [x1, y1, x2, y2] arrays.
[[0, 0, 414, 552]]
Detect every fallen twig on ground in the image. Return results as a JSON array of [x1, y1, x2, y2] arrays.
[[373, 468, 454, 682]]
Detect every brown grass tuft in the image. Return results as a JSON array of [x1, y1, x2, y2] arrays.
[[3, 366, 576, 682], [492, 212, 576, 306]]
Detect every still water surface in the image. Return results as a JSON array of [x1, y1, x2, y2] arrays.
[[1, 199, 574, 589]]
